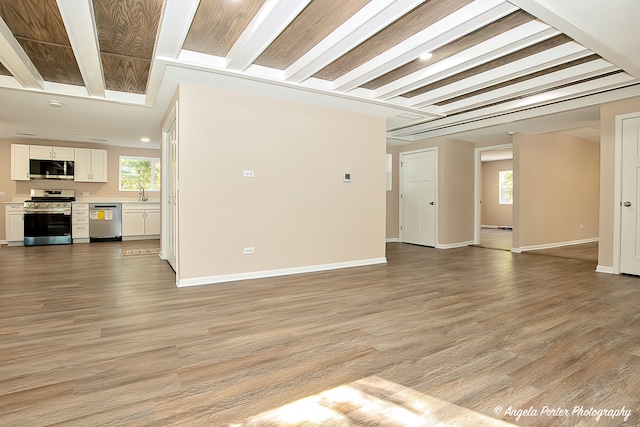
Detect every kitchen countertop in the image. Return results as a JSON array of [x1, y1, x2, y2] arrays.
[[73, 199, 160, 204], [5, 198, 160, 204]]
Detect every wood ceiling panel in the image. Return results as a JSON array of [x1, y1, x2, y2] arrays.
[[183, 0, 267, 57], [361, 10, 534, 90], [435, 54, 600, 106], [0, 0, 70, 45], [93, 0, 163, 60], [0, 62, 10, 75], [17, 38, 84, 86], [313, 0, 473, 81], [254, 0, 371, 70], [402, 34, 572, 98], [101, 53, 150, 94]]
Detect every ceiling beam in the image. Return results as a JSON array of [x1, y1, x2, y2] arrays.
[[0, 17, 44, 89], [331, 0, 517, 93], [510, 0, 640, 80], [388, 73, 637, 138], [284, 0, 426, 83], [57, 0, 105, 98], [409, 42, 590, 107], [389, 85, 640, 142], [225, 0, 313, 72], [146, 0, 200, 106], [373, 22, 559, 100], [439, 59, 618, 115]]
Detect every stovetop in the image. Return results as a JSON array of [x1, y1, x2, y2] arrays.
[[29, 189, 75, 202]]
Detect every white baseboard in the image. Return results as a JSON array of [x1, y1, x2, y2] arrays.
[[436, 241, 474, 249], [481, 225, 512, 229], [511, 247, 522, 253], [386, 238, 400, 243], [122, 235, 160, 241], [595, 265, 617, 274], [177, 257, 388, 287], [518, 237, 599, 252]]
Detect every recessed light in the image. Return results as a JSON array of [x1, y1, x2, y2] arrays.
[[140, 137, 150, 143], [419, 52, 432, 60], [49, 100, 62, 108]]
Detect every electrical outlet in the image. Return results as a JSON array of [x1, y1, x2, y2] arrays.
[[243, 247, 254, 255], [0, 191, 5, 196], [243, 170, 255, 178], [82, 192, 89, 196]]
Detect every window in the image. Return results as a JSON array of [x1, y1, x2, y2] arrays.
[[119, 156, 161, 191], [499, 170, 513, 204]]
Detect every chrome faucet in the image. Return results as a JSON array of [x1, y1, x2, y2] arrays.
[[139, 187, 148, 202]]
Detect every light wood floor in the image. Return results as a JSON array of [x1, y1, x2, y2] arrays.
[[479, 228, 513, 251], [1, 241, 639, 426]]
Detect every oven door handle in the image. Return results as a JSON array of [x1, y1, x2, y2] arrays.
[[24, 210, 71, 215]]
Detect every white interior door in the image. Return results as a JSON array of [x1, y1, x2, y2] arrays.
[[620, 116, 640, 275], [167, 118, 178, 272], [401, 149, 436, 247]]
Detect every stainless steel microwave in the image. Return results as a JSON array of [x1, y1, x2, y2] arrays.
[[29, 159, 75, 180]]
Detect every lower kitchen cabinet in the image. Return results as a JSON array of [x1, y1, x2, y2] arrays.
[[72, 203, 89, 243], [122, 203, 160, 239], [5, 203, 24, 245]]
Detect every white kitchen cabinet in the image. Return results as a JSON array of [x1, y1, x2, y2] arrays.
[[30, 145, 75, 160], [5, 203, 24, 245], [11, 144, 30, 181], [145, 209, 161, 235], [72, 203, 89, 242], [74, 148, 107, 182], [122, 203, 160, 239]]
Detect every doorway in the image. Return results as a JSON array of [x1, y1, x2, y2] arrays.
[[474, 144, 513, 250], [619, 114, 640, 275], [400, 149, 437, 247], [161, 104, 178, 277]]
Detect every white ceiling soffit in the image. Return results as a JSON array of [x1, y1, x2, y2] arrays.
[[0, 0, 639, 147], [481, 148, 513, 161]]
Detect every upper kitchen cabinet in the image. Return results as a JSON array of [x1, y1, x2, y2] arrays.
[[74, 148, 107, 182], [30, 146, 75, 161], [11, 144, 30, 181]]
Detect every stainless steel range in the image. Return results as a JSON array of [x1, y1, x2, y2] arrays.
[[24, 189, 75, 246]]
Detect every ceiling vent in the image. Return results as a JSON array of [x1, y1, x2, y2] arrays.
[[397, 113, 426, 120]]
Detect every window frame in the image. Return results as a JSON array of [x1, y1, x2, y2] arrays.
[[499, 170, 513, 205], [119, 156, 161, 192]]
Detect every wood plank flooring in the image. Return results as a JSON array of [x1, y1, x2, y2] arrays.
[[479, 228, 513, 251], [1, 241, 639, 426]]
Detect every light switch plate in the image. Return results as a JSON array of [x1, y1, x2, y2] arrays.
[[243, 170, 255, 178]]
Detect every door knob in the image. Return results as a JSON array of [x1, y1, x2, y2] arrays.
[[624, 201, 632, 207]]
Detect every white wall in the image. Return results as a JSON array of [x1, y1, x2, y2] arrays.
[[175, 83, 387, 284]]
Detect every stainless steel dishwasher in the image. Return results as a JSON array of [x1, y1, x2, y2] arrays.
[[89, 203, 122, 241]]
